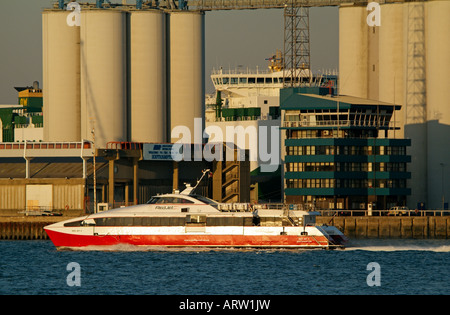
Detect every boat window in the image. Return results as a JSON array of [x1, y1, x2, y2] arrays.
[[172, 197, 194, 204], [64, 220, 83, 227], [265, 78, 272, 84], [206, 216, 254, 226], [94, 217, 186, 226], [146, 197, 194, 204], [239, 78, 247, 84], [248, 77, 255, 84], [147, 197, 162, 204], [159, 197, 175, 204], [63, 219, 96, 227], [230, 77, 238, 84], [81, 219, 96, 226], [153, 197, 177, 204], [223, 77, 229, 84], [190, 194, 218, 207], [257, 78, 264, 84]]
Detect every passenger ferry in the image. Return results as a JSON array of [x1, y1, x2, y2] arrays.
[[45, 170, 347, 250]]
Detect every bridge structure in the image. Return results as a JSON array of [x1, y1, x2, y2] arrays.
[[183, 0, 408, 11], [57, 0, 414, 11]]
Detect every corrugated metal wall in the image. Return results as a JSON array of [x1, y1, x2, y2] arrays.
[[0, 180, 85, 211], [0, 185, 25, 210], [52, 184, 84, 210]]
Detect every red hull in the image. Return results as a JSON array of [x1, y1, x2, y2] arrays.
[[45, 229, 340, 249]]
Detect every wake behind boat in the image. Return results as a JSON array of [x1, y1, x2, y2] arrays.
[[44, 170, 347, 250]]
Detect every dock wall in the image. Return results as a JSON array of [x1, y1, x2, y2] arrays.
[[0, 216, 65, 240], [317, 216, 450, 239], [0, 221, 50, 240]]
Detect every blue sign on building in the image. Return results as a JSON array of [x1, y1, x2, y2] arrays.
[[143, 144, 180, 161]]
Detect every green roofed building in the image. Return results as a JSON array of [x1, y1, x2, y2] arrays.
[[0, 82, 44, 142], [280, 87, 411, 212]]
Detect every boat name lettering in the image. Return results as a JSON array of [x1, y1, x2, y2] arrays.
[[155, 205, 174, 210]]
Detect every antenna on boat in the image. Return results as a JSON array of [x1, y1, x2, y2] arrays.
[[180, 169, 211, 195]]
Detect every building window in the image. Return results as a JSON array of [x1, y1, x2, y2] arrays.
[[285, 114, 300, 122]]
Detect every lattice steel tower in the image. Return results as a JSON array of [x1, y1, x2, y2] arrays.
[[405, 1, 426, 125], [283, 0, 311, 87]]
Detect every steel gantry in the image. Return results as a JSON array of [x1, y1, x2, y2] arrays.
[[57, 0, 413, 12]]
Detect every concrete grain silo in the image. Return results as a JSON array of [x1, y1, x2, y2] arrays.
[[80, 9, 127, 148], [168, 11, 205, 143], [378, 3, 405, 138], [129, 10, 167, 143], [338, 5, 368, 98], [42, 10, 81, 142], [425, 0, 450, 209]]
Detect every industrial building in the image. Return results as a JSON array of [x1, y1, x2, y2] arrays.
[[0, 141, 250, 214], [43, 5, 205, 147], [38, 3, 208, 212], [281, 87, 411, 211], [0, 82, 250, 213], [0, 2, 251, 215], [1, 0, 448, 214], [339, 0, 450, 209], [205, 58, 337, 202], [0, 82, 44, 143]]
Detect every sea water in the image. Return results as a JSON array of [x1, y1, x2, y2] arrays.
[[0, 239, 448, 295]]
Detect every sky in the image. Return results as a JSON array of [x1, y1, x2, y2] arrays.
[[0, 0, 338, 103]]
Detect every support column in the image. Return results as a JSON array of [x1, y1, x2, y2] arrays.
[[125, 184, 129, 205], [82, 157, 87, 179], [212, 160, 223, 202], [173, 161, 179, 192], [25, 158, 31, 179], [133, 158, 139, 205], [108, 159, 115, 205]]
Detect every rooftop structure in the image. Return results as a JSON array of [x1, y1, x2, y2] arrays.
[[0, 82, 44, 143], [207, 59, 337, 122]]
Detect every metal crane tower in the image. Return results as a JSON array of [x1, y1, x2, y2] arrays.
[[283, 0, 310, 88]]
